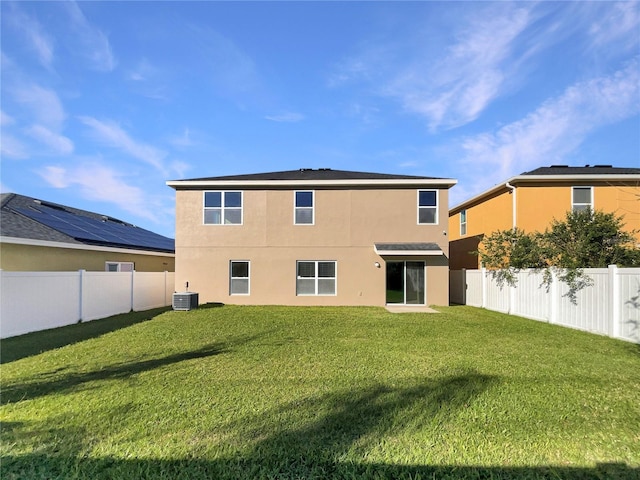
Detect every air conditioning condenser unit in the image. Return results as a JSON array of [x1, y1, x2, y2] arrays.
[[172, 292, 199, 311]]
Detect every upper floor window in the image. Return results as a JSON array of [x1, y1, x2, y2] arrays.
[[572, 187, 592, 212], [460, 209, 467, 236], [204, 191, 242, 225], [295, 191, 314, 225], [418, 190, 438, 224], [296, 261, 336, 296]]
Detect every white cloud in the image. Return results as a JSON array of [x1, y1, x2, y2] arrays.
[[63, 1, 115, 72], [13, 83, 66, 130], [25, 124, 74, 155], [1, 110, 16, 126], [455, 59, 640, 194], [5, 3, 54, 68], [39, 163, 160, 223], [78, 116, 167, 173], [264, 112, 305, 123], [589, 2, 640, 52], [385, 4, 533, 131], [168, 128, 195, 148], [0, 133, 29, 159]]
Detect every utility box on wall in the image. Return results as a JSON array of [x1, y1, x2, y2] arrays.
[[172, 292, 199, 311]]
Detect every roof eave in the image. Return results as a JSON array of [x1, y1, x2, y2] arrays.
[[0, 236, 175, 256], [449, 174, 640, 214], [167, 178, 458, 189]]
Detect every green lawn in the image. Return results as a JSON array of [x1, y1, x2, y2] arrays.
[[1, 305, 639, 479]]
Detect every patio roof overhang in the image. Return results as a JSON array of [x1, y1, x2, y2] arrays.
[[374, 242, 443, 256]]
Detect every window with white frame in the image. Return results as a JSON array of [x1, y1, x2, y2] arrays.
[[460, 209, 467, 236], [105, 261, 134, 272], [296, 261, 336, 295], [204, 191, 243, 225], [418, 190, 438, 224], [229, 261, 250, 295], [572, 187, 592, 212], [294, 191, 314, 225]]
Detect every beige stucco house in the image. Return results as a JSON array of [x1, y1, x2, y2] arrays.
[[167, 169, 457, 307]]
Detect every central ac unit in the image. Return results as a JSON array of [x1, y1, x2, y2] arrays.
[[172, 292, 199, 311]]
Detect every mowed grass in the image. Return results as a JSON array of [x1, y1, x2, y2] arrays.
[[1, 305, 639, 479]]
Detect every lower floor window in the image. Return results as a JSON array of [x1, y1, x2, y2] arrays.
[[230, 261, 250, 295], [106, 261, 134, 272], [297, 261, 336, 295]]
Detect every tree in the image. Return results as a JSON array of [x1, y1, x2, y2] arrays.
[[544, 209, 640, 268], [478, 209, 639, 302]]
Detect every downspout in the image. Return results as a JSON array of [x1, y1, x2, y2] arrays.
[[505, 182, 516, 230]]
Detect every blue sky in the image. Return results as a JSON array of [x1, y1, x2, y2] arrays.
[[2, 1, 639, 239]]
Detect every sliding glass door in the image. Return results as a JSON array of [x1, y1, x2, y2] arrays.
[[385, 261, 425, 305]]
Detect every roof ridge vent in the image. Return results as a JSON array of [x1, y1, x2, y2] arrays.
[[593, 164, 612, 168], [549, 165, 569, 168], [318, 168, 332, 171], [35, 200, 67, 212]]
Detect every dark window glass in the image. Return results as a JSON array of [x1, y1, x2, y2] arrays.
[[204, 192, 221, 208], [296, 191, 313, 207], [419, 190, 436, 206]]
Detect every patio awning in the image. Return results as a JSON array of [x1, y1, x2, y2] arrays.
[[374, 242, 443, 256]]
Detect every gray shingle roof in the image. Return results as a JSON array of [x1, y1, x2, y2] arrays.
[[177, 168, 446, 182], [522, 165, 640, 176], [1, 193, 174, 253]]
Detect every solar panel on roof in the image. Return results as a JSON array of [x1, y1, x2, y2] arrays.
[[15, 205, 174, 252]]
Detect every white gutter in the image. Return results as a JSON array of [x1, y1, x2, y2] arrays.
[[167, 178, 458, 189], [0, 236, 175, 257], [505, 182, 516, 229]]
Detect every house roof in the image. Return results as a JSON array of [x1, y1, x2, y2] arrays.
[[449, 165, 640, 214], [523, 165, 640, 176], [167, 168, 457, 189], [1, 193, 175, 253]]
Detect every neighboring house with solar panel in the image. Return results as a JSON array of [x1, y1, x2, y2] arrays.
[[448, 165, 640, 270], [167, 168, 456, 307], [0, 193, 175, 272]]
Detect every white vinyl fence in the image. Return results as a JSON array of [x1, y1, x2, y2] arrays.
[[450, 266, 640, 344], [1, 270, 175, 338]]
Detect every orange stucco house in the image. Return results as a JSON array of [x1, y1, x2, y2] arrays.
[[448, 165, 640, 270], [167, 169, 456, 307]]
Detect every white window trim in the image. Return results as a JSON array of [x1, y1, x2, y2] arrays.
[[572, 186, 593, 211], [417, 189, 439, 225], [203, 191, 244, 225], [105, 261, 134, 272], [296, 260, 337, 296], [294, 190, 315, 225], [460, 209, 467, 236], [229, 260, 250, 295]]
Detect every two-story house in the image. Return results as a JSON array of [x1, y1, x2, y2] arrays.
[[167, 168, 456, 307], [448, 165, 640, 270]]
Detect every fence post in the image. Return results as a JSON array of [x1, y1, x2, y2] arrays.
[[481, 267, 487, 308], [508, 273, 516, 315], [79, 269, 86, 321], [131, 270, 135, 312], [461, 269, 467, 305], [549, 269, 558, 324], [609, 265, 620, 338]]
